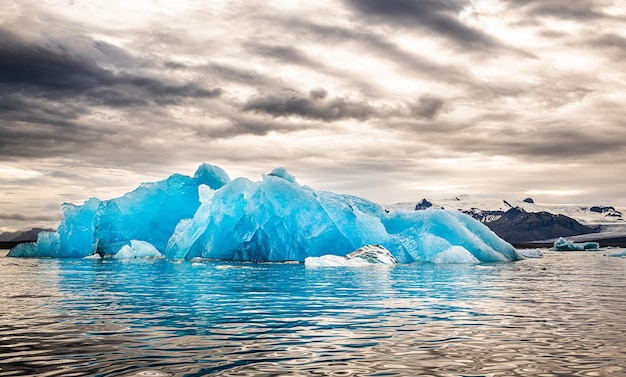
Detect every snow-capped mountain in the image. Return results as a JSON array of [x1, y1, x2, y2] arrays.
[[388, 195, 626, 244], [389, 195, 624, 225]]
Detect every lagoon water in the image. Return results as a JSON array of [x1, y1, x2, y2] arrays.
[[0, 250, 624, 376]]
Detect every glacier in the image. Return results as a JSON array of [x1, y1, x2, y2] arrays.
[[8, 163, 521, 263]]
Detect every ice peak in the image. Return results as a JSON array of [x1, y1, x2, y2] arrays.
[[268, 167, 296, 183], [193, 162, 231, 189]]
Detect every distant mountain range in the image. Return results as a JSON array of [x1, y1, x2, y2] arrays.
[[390, 195, 626, 246], [0, 228, 55, 248], [3, 196, 626, 250]]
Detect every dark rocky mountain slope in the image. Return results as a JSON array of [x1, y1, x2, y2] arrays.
[[483, 207, 597, 243]]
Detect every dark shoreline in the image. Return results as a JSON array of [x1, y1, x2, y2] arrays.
[[513, 238, 626, 249], [0, 241, 22, 249], [4, 238, 625, 253]]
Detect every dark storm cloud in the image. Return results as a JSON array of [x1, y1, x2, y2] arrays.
[[0, 28, 226, 161], [243, 90, 377, 122], [343, 0, 498, 49], [0, 29, 222, 108]]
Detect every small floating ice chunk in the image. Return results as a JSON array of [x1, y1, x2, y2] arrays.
[[113, 240, 162, 259], [517, 248, 544, 259], [268, 167, 296, 183], [609, 249, 626, 257], [346, 244, 398, 264], [552, 237, 599, 251], [305, 244, 397, 267]]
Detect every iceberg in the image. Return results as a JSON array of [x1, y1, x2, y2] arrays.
[[9, 163, 521, 263], [551, 237, 599, 251]]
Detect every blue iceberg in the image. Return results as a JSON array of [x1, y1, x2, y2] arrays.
[[551, 237, 599, 251], [9, 163, 521, 263]]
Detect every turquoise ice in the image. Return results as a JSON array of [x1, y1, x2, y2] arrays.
[[9, 163, 521, 263]]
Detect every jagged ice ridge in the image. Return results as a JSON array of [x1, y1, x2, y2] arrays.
[[9, 163, 521, 263]]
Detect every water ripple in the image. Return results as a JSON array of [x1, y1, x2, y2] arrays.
[[0, 252, 624, 376]]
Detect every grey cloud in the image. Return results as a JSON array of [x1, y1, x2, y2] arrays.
[[216, 117, 317, 139], [0, 213, 60, 222], [591, 33, 626, 49], [499, 129, 626, 160], [343, 0, 499, 49], [280, 20, 472, 86], [0, 117, 102, 160], [0, 29, 222, 108], [244, 42, 319, 67], [243, 90, 377, 122], [202, 62, 291, 91], [412, 96, 445, 120], [163, 60, 188, 70], [586, 33, 626, 58], [310, 88, 328, 100], [0, 28, 226, 162], [505, 0, 610, 20], [442, 122, 625, 160]]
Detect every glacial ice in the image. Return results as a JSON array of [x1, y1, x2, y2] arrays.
[[430, 246, 480, 264], [9, 163, 521, 263], [551, 237, 599, 251], [517, 248, 544, 259], [113, 240, 163, 259], [609, 249, 626, 257], [305, 244, 398, 267], [6, 242, 38, 258]]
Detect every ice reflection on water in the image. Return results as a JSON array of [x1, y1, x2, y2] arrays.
[[0, 251, 624, 376]]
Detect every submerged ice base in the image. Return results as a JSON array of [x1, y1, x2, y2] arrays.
[[9, 163, 521, 263]]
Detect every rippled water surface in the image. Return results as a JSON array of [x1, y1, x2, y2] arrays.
[[1, 250, 625, 376]]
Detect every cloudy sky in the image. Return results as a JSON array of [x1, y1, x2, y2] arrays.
[[1, 0, 625, 232]]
